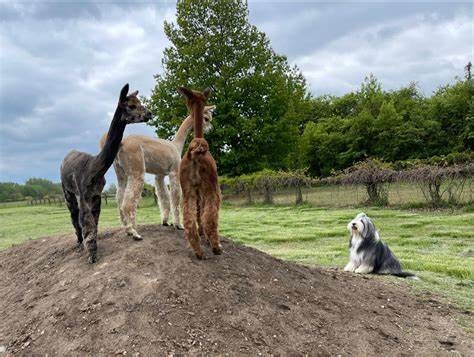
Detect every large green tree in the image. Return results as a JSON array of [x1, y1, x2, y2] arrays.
[[147, 0, 311, 176]]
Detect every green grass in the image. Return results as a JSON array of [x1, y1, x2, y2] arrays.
[[1, 199, 473, 318]]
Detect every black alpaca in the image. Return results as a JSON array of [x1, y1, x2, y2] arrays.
[[60, 84, 152, 263]]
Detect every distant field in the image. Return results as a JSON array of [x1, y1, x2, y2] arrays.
[[1, 197, 473, 322]]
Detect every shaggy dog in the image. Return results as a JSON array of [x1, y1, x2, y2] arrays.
[[178, 86, 222, 259], [344, 213, 417, 279]]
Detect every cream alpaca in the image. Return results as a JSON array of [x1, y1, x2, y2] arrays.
[[100, 106, 215, 239]]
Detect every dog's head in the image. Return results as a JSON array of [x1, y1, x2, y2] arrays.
[[347, 213, 377, 240]]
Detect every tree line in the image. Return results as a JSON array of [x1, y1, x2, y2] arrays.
[[0, 178, 62, 202], [147, 0, 473, 178]]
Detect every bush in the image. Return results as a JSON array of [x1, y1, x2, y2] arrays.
[[330, 159, 396, 206], [277, 169, 313, 204], [399, 163, 474, 207]]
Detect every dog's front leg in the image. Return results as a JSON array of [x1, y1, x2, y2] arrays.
[[344, 261, 356, 272], [355, 264, 373, 274]]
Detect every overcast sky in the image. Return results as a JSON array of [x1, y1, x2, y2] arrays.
[[0, 1, 472, 184]]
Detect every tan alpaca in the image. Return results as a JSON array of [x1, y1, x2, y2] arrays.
[[178, 87, 222, 259], [100, 106, 215, 239]]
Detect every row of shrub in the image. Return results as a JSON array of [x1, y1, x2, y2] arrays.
[[220, 155, 474, 207]]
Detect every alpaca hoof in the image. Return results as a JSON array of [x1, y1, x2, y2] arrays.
[[76, 242, 84, 251], [126, 230, 142, 241], [88, 254, 97, 264], [174, 224, 184, 230], [212, 247, 222, 255], [162, 221, 170, 226]]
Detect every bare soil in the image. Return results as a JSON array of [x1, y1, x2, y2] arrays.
[[0, 225, 472, 355]]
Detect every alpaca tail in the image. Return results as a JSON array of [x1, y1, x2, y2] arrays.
[[189, 138, 209, 158]]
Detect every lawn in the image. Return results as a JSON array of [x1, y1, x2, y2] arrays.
[[0, 199, 473, 318]]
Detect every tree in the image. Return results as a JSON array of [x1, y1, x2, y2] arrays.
[[147, 0, 311, 176]]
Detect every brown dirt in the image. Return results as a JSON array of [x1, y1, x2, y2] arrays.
[[0, 225, 472, 356]]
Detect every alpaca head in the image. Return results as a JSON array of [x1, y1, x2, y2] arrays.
[[119, 83, 152, 124], [178, 86, 211, 110], [203, 105, 215, 133]]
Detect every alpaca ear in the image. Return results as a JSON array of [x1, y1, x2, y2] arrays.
[[178, 86, 193, 99], [205, 105, 216, 113], [129, 90, 139, 97], [203, 87, 211, 99], [120, 83, 129, 102]]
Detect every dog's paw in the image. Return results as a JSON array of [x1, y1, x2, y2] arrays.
[[355, 265, 372, 274], [174, 224, 184, 230], [212, 246, 222, 255], [162, 221, 170, 227], [88, 254, 97, 264], [344, 262, 355, 272]]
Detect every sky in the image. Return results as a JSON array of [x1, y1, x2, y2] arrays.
[[0, 0, 472, 184]]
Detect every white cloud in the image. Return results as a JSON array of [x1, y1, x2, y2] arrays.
[[294, 14, 473, 95], [0, 3, 174, 183]]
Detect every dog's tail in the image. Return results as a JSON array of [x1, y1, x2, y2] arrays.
[[392, 271, 420, 280]]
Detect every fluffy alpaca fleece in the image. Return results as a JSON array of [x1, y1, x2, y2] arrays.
[[344, 213, 417, 279], [100, 106, 215, 239], [178, 87, 222, 259], [60, 84, 151, 263]]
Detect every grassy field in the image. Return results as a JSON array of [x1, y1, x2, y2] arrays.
[[0, 198, 473, 322]]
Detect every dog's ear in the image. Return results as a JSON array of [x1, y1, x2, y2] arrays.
[[203, 87, 211, 99], [362, 217, 376, 239], [178, 86, 193, 99], [120, 83, 129, 102]]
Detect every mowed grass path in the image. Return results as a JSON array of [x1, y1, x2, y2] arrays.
[[1, 201, 473, 313]]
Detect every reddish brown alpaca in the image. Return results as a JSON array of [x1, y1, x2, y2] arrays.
[[178, 87, 222, 259]]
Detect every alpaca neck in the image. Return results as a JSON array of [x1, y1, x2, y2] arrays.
[[93, 105, 126, 177], [192, 102, 204, 139], [172, 114, 193, 154]]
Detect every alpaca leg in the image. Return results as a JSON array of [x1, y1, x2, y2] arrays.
[[78, 206, 98, 264], [115, 163, 127, 226], [183, 196, 204, 259], [202, 195, 222, 255], [64, 189, 82, 248], [91, 194, 101, 227], [155, 175, 171, 226], [121, 177, 144, 240], [197, 196, 207, 244], [169, 172, 183, 229]]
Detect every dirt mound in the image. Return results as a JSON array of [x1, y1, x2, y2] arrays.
[[0, 225, 471, 355]]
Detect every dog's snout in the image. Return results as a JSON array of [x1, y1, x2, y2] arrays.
[[351, 222, 357, 228]]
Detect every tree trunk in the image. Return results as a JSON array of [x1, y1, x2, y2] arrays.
[[295, 186, 303, 205], [246, 189, 253, 204], [263, 187, 273, 204]]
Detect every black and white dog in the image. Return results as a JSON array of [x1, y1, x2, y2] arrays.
[[344, 213, 417, 279]]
